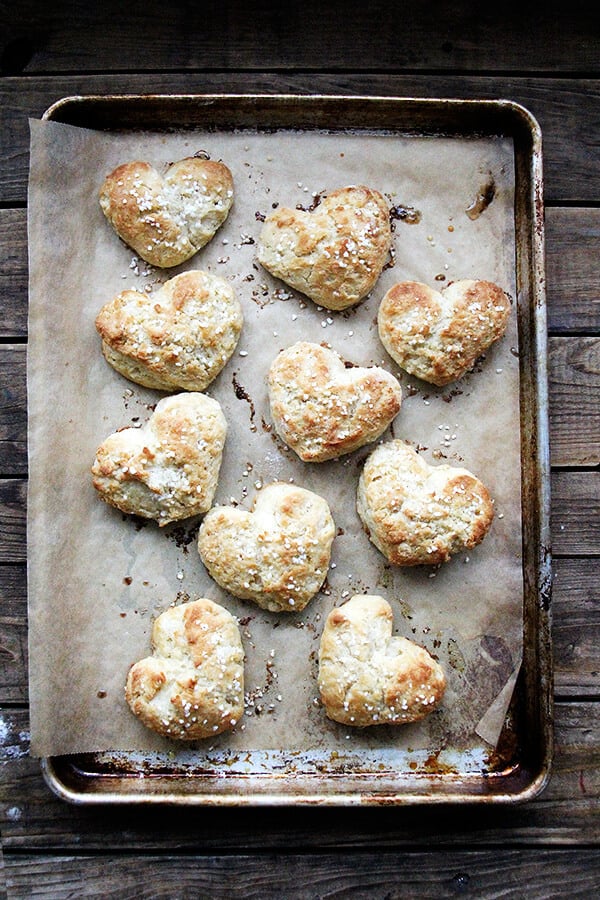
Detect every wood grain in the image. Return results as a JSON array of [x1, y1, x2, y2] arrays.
[[2, 74, 600, 203], [0, 346, 26, 476], [2, 0, 599, 74], [0, 567, 27, 705], [553, 558, 600, 697], [549, 338, 600, 466], [0, 210, 27, 339], [3, 848, 600, 898], [0, 481, 27, 564], [551, 471, 600, 556], [545, 208, 600, 336]]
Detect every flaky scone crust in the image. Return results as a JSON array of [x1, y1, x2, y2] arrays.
[[99, 158, 234, 267], [257, 185, 392, 310], [378, 279, 511, 385], [198, 482, 335, 612], [125, 598, 244, 740], [318, 595, 446, 727], [95, 270, 243, 391], [268, 341, 402, 462], [91, 392, 226, 526], [357, 439, 494, 565]]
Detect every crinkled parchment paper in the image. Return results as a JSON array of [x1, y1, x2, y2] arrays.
[[28, 117, 522, 760]]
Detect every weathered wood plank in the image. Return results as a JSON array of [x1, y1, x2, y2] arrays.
[[0, 210, 27, 338], [551, 471, 600, 556], [0, 480, 27, 563], [549, 337, 600, 466], [2, 335, 599, 475], [2, 207, 598, 339], [553, 558, 600, 696], [0, 209, 27, 339], [0, 346, 26, 476], [1, 559, 597, 705], [3, 848, 600, 899], [0, 702, 598, 848], [1, 469, 597, 565], [2, 74, 600, 203], [545, 208, 600, 336], [0, 566, 27, 705], [2, 1, 599, 75]]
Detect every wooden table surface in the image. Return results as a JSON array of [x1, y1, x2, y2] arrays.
[[1, 2, 599, 896]]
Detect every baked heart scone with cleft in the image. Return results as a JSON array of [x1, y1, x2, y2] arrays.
[[99, 157, 234, 267], [198, 482, 335, 612], [95, 270, 243, 392], [357, 439, 494, 565], [125, 598, 244, 740], [92, 393, 226, 526], [318, 594, 446, 727], [257, 185, 392, 310], [267, 341, 402, 462], [378, 279, 511, 385]]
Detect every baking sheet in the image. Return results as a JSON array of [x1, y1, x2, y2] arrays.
[[27, 113, 523, 764]]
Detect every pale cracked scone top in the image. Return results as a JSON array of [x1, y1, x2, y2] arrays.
[[198, 482, 335, 612], [125, 598, 244, 740], [257, 185, 392, 310], [268, 341, 402, 462], [95, 270, 243, 392], [357, 439, 494, 565], [92, 392, 226, 526], [318, 595, 446, 727], [378, 279, 511, 385], [99, 157, 234, 267]]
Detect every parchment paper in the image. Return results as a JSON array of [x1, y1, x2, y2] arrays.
[[27, 117, 522, 759]]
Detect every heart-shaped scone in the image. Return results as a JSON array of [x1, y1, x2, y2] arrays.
[[318, 595, 446, 727], [92, 393, 226, 526], [378, 279, 511, 385], [257, 185, 392, 310], [125, 598, 244, 740], [268, 342, 402, 462], [95, 270, 243, 392], [99, 157, 234, 267], [198, 482, 335, 612], [357, 439, 494, 565]]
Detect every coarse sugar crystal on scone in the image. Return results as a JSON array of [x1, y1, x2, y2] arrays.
[[377, 279, 511, 385], [318, 594, 446, 727], [198, 482, 335, 612], [257, 185, 392, 310], [95, 269, 243, 392], [125, 598, 244, 740], [267, 341, 402, 462], [91, 392, 227, 526], [357, 439, 494, 565], [99, 157, 234, 267]]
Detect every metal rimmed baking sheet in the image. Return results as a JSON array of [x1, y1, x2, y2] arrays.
[[28, 94, 552, 805]]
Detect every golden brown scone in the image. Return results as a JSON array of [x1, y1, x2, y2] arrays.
[[357, 439, 494, 565], [267, 341, 402, 462], [378, 279, 511, 385], [99, 157, 234, 267], [318, 595, 446, 727], [95, 270, 243, 391], [256, 185, 392, 310], [125, 598, 244, 740], [198, 482, 335, 612], [92, 393, 226, 526]]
